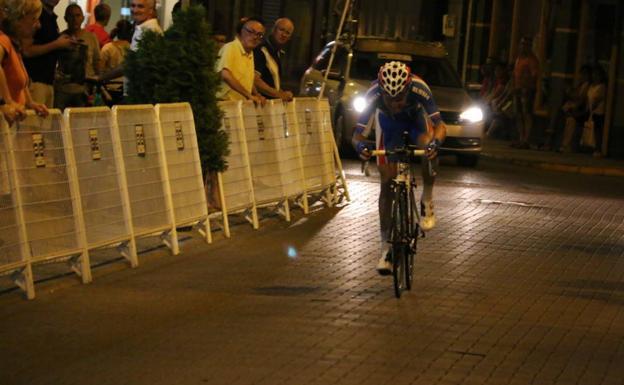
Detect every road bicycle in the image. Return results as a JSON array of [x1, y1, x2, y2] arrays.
[[372, 137, 427, 298]]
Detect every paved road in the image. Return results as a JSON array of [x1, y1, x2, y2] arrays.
[[1, 159, 623, 385]]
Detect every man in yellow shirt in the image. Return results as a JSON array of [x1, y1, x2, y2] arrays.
[[215, 17, 265, 105]]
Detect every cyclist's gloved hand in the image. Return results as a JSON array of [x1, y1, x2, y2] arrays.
[[425, 138, 441, 159], [356, 141, 371, 161]]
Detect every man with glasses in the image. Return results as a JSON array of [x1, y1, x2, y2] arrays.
[[352, 61, 446, 275], [215, 17, 265, 104], [253, 18, 294, 101]]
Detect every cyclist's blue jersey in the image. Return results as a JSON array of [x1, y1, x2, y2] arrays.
[[354, 75, 442, 163]]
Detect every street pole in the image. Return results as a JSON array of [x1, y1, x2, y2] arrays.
[[318, 0, 352, 99], [461, 0, 474, 84]]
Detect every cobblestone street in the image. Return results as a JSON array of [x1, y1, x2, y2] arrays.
[[1, 159, 624, 385]]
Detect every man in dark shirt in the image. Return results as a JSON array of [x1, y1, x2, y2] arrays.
[[22, 0, 74, 108], [253, 17, 294, 101]]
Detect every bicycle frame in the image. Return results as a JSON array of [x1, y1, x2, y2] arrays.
[[372, 141, 425, 298]]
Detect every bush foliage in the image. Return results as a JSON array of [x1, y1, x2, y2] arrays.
[[124, 6, 228, 172]]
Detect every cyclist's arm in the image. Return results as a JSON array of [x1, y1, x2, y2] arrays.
[[352, 109, 374, 155], [352, 88, 379, 154]]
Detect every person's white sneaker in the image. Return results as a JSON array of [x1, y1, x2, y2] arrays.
[[420, 200, 436, 231], [376, 249, 392, 276]]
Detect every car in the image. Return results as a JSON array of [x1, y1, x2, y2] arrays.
[[299, 36, 485, 166]]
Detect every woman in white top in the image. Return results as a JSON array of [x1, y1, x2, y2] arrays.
[[587, 65, 607, 157]]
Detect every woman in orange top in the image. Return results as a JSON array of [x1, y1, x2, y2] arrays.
[[0, 0, 48, 121]]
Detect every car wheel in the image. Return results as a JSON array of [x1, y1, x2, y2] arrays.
[[457, 154, 479, 167]]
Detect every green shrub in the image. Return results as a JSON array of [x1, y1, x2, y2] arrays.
[[124, 6, 228, 172]]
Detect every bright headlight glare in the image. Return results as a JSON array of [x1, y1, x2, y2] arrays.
[[460, 107, 484, 123], [352, 97, 368, 113]]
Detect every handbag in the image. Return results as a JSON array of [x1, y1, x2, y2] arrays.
[[581, 114, 595, 148]]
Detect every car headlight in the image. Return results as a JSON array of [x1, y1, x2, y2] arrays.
[[459, 106, 484, 123], [352, 96, 368, 113]]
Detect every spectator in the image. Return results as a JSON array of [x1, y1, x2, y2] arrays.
[[486, 64, 514, 140], [99, 0, 163, 93], [512, 36, 539, 149], [0, 0, 48, 121], [558, 65, 592, 152], [253, 17, 294, 101], [54, 4, 99, 110], [129, 0, 162, 51], [85, 3, 111, 49], [99, 19, 133, 103], [21, 0, 75, 108], [479, 57, 496, 99], [212, 32, 226, 50], [587, 65, 607, 157], [215, 17, 265, 104]]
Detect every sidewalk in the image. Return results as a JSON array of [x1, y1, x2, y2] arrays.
[[481, 139, 624, 177]]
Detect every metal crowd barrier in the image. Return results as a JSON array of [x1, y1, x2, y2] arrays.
[[155, 103, 211, 243], [65, 107, 137, 266], [0, 98, 346, 298], [112, 105, 178, 255], [215, 101, 258, 236]]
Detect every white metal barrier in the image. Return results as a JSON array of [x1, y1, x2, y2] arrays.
[[0, 117, 34, 299], [155, 103, 211, 243], [271, 101, 308, 216], [112, 105, 179, 255], [13, 111, 90, 284], [291, 98, 335, 205], [64, 107, 137, 266], [241, 100, 307, 221], [216, 100, 258, 235]]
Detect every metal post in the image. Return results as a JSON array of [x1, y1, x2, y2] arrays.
[[509, 0, 522, 64], [461, 0, 474, 84], [318, 0, 352, 99], [487, 0, 500, 59], [574, 0, 590, 84]]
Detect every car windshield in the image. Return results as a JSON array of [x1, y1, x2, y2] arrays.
[[350, 52, 463, 88]]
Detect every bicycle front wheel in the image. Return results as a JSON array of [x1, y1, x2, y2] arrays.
[[391, 184, 408, 298], [405, 184, 418, 290]]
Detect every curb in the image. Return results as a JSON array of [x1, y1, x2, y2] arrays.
[[481, 152, 624, 178]]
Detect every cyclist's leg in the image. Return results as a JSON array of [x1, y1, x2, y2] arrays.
[[414, 116, 438, 230], [375, 110, 399, 273]]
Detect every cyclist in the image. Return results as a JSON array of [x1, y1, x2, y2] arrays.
[[352, 61, 446, 275]]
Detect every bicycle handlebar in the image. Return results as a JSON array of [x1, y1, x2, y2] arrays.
[[371, 148, 426, 157]]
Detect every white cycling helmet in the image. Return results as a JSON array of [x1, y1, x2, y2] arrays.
[[378, 61, 411, 97]]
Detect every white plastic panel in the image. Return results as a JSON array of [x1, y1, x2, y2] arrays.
[[0, 119, 26, 270], [269, 101, 306, 199], [155, 103, 207, 225], [242, 100, 285, 204], [112, 105, 172, 236], [65, 107, 131, 247], [218, 101, 255, 212], [11, 111, 82, 259], [293, 98, 335, 191]]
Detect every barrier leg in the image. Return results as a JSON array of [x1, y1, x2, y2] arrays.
[[11, 265, 35, 300], [331, 131, 350, 203], [68, 251, 92, 284], [118, 239, 139, 268], [197, 217, 212, 244], [161, 227, 180, 255]]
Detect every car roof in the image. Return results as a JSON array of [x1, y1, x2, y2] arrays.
[[347, 36, 448, 58]]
